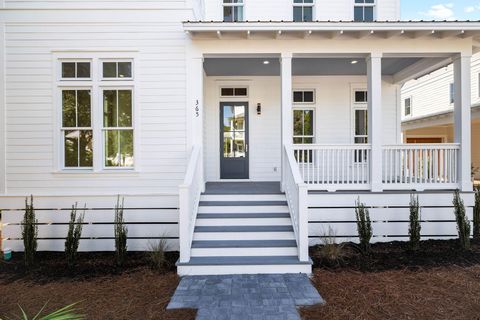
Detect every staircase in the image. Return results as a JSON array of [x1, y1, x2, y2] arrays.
[[177, 183, 312, 276]]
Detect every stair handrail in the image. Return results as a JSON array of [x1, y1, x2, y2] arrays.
[[283, 144, 309, 262], [179, 145, 204, 263]]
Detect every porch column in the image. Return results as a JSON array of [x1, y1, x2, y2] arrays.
[[453, 54, 473, 191], [281, 53, 293, 191], [367, 53, 383, 192]]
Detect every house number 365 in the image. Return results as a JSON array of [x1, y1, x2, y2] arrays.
[[195, 100, 200, 117]]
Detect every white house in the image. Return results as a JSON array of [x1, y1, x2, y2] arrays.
[[402, 53, 480, 181], [0, 0, 479, 276]]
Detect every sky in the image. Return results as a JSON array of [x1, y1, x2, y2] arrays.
[[402, 0, 480, 20]]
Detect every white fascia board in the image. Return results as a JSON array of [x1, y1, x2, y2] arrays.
[[183, 22, 480, 33]]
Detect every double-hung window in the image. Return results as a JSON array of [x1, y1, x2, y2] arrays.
[[223, 0, 244, 22], [58, 58, 135, 171], [404, 97, 412, 117], [293, 0, 314, 22], [354, 0, 375, 22]]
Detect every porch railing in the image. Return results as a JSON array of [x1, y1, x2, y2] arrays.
[[283, 145, 309, 262], [382, 144, 460, 189], [293, 144, 372, 191], [178, 145, 203, 263]]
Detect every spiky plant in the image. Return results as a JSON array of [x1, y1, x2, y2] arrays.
[[473, 186, 480, 241], [408, 194, 422, 250], [355, 198, 372, 254], [15, 301, 85, 320], [22, 195, 38, 268], [453, 190, 471, 250], [147, 238, 170, 272], [114, 196, 128, 267], [65, 203, 85, 269]]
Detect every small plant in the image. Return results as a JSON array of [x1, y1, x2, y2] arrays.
[[14, 301, 85, 320], [318, 227, 345, 263], [473, 186, 480, 241], [65, 203, 85, 269], [408, 194, 422, 250], [355, 198, 372, 254], [22, 195, 38, 268], [147, 239, 170, 272], [114, 196, 128, 267], [453, 190, 471, 250]]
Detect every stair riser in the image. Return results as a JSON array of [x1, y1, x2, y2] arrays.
[[191, 247, 298, 257], [177, 264, 311, 276], [198, 206, 289, 214], [200, 194, 286, 202], [195, 218, 292, 226], [193, 232, 296, 241]]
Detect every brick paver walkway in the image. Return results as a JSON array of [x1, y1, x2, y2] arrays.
[[167, 274, 324, 320]]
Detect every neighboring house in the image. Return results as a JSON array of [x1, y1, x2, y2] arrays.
[[0, 0, 479, 276], [402, 53, 480, 181]]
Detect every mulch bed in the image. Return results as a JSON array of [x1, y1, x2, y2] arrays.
[[1, 240, 480, 319], [0, 252, 196, 320], [302, 239, 480, 319]]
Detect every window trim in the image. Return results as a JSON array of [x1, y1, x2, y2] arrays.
[[293, 0, 314, 22], [58, 59, 92, 81], [59, 87, 94, 170], [220, 86, 249, 98], [351, 87, 368, 146], [100, 59, 134, 81], [404, 96, 412, 117], [100, 87, 135, 170], [223, 0, 244, 22], [293, 89, 316, 104], [354, 0, 376, 22], [293, 107, 315, 144], [54, 52, 138, 173]]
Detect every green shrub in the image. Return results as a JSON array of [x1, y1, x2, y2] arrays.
[[22, 195, 38, 268], [355, 198, 372, 254], [65, 203, 85, 269], [473, 187, 480, 240], [453, 190, 471, 250], [147, 239, 170, 272], [16, 301, 85, 320], [114, 196, 128, 267], [408, 194, 422, 250]]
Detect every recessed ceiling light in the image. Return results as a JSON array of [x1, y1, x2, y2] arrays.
[[263, 60, 270, 65], [351, 60, 358, 64]]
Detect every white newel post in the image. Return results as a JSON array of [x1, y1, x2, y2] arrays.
[[453, 54, 473, 191], [281, 53, 293, 192], [367, 54, 383, 192]]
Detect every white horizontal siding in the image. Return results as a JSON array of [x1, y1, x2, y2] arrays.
[[402, 53, 480, 120], [4, 20, 191, 196], [4, 0, 188, 10]]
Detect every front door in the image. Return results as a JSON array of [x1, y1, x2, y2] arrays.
[[220, 102, 249, 179]]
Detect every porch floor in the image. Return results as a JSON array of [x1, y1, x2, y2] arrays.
[[205, 181, 282, 194]]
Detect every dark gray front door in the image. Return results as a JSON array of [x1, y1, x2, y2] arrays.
[[220, 102, 249, 179]]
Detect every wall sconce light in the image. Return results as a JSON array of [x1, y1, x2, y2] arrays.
[[257, 103, 262, 115]]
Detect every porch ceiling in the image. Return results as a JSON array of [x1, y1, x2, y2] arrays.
[[204, 57, 426, 77]]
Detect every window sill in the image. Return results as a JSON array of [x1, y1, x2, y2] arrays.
[[53, 169, 140, 176]]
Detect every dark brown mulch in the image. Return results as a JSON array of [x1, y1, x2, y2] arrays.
[[310, 239, 480, 271], [301, 265, 480, 320], [0, 252, 196, 320]]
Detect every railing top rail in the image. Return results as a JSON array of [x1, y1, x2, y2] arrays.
[[285, 145, 306, 186], [383, 143, 460, 150], [292, 144, 372, 150], [180, 145, 201, 188]]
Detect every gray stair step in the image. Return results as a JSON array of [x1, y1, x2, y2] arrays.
[[199, 201, 288, 207], [197, 212, 290, 219], [191, 240, 297, 248], [195, 226, 294, 233], [177, 256, 312, 266]]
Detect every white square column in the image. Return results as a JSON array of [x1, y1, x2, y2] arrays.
[[281, 53, 293, 191], [367, 53, 383, 192], [454, 54, 473, 191]]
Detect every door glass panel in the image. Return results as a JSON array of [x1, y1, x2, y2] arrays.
[[222, 104, 246, 159], [355, 110, 368, 136]]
